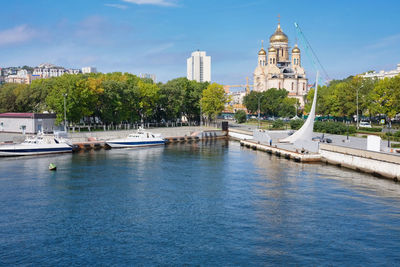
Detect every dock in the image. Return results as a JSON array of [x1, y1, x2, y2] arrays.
[[240, 139, 321, 163], [72, 130, 228, 151]]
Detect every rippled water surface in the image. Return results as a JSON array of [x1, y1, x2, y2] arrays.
[[1, 141, 400, 266]]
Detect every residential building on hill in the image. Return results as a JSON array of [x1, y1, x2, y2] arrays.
[[362, 63, 400, 79], [33, 63, 81, 78]]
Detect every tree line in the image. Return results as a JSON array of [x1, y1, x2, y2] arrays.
[[242, 74, 400, 121], [0, 73, 227, 126], [305, 75, 400, 120]]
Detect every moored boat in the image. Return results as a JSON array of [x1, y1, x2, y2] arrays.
[[0, 134, 72, 157], [106, 127, 165, 148]]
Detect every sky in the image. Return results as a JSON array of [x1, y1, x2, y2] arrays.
[[0, 0, 399, 85]]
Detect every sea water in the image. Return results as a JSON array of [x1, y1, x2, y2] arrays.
[[1, 141, 400, 265]]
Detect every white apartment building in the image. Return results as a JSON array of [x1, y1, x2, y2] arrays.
[[33, 63, 82, 78], [82, 67, 97, 74], [362, 63, 400, 79], [187, 51, 211, 83]]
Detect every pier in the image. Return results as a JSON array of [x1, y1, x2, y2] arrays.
[[240, 139, 321, 162], [231, 127, 400, 181], [70, 128, 227, 151]]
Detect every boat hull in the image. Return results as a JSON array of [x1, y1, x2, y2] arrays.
[[106, 140, 165, 148], [0, 145, 72, 157]]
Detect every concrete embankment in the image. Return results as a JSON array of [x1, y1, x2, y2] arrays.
[[319, 143, 400, 180], [230, 129, 321, 163], [228, 128, 253, 140], [240, 139, 321, 162], [230, 128, 400, 181]]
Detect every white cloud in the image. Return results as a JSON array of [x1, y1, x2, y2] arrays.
[[0, 25, 37, 46], [122, 0, 177, 7], [363, 33, 400, 50], [104, 3, 129, 9]]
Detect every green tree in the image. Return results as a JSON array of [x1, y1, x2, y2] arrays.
[[370, 75, 400, 119], [97, 80, 126, 124], [135, 80, 160, 124], [200, 83, 227, 121], [243, 88, 295, 117], [184, 79, 209, 122], [46, 74, 99, 124], [278, 97, 298, 118], [234, 110, 247, 123], [262, 88, 288, 116], [0, 83, 19, 112], [158, 78, 186, 121], [243, 91, 263, 114]]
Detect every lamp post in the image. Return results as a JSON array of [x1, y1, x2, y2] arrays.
[[63, 93, 67, 132], [356, 84, 364, 129], [200, 101, 202, 128], [256, 94, 264, 129]]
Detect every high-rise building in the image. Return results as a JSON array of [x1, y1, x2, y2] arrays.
[[187, 51, 211, 83]]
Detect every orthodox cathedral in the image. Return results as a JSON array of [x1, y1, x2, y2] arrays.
[[253, 22, 308, 106]]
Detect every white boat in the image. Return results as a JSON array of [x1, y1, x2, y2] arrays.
[[106, 128, 165, 148], [0, 134, 72, 157]]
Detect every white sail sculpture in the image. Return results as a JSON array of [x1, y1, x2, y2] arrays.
[[280, 71, 319, 144]]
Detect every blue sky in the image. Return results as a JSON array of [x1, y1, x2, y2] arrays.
[[0, 0, 399, 85]]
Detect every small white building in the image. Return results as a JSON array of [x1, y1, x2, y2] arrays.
[[0, 113, 57, 134], [187, 51, 211, 83]]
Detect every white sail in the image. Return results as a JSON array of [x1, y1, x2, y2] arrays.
[[280, 71, 319, 143]]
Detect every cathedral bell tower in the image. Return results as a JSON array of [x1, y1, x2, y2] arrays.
[[268, 46, 277, 65], [291, 44, 301, 66], [258, 40, 267, 67]]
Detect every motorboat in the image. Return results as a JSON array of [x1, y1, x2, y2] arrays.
[[0, 133, 72, 157], [106, 127, 165, 148]]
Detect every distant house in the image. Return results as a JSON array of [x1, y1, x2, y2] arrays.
[[0, 113, 57, 134]]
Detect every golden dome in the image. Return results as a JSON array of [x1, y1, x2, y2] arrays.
[[268, 47, 277, 53], [258, 40, 266, 55], [292, 44, 300, 53], [269, 23, 288, 43]]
